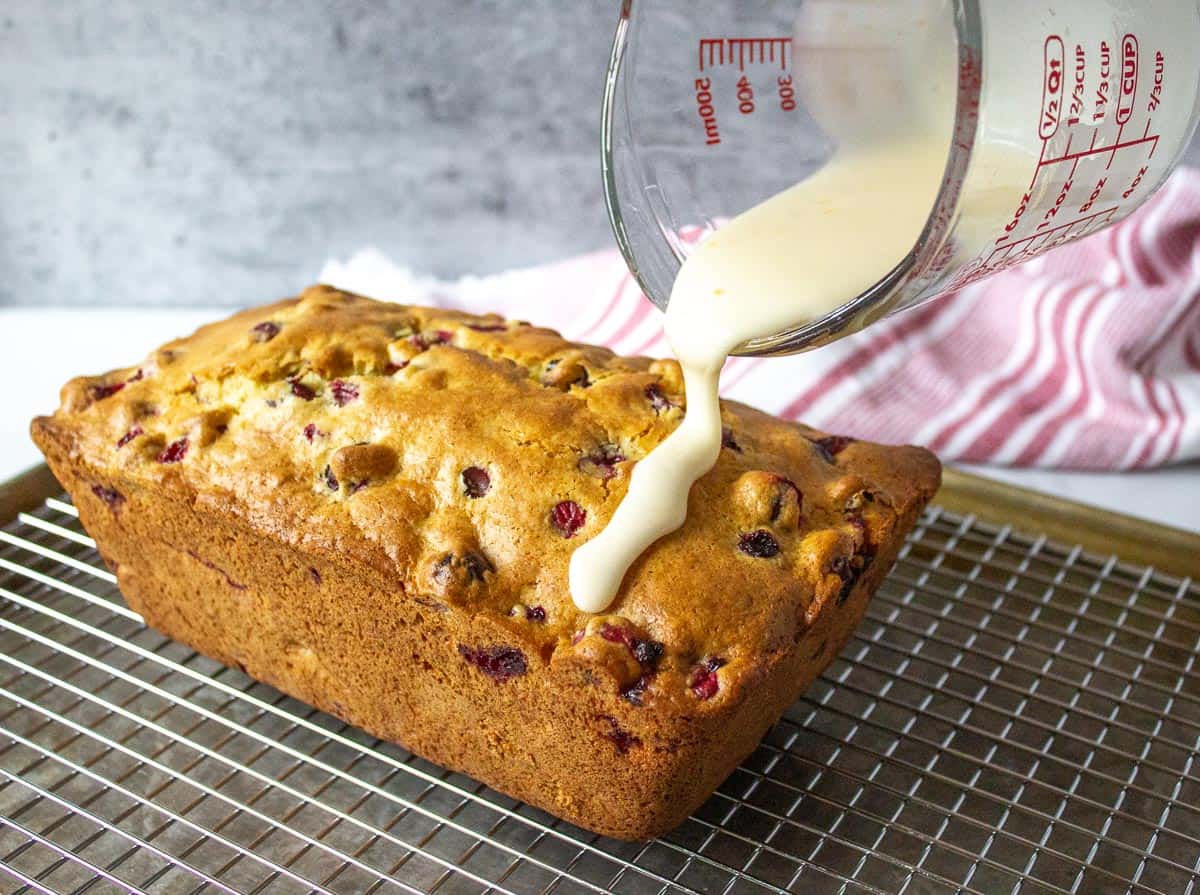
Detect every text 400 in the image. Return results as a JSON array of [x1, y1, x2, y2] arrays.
[[734, 75, 797, 115]]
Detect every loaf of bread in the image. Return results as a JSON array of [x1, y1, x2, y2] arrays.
[[31, 285, 940, 840]]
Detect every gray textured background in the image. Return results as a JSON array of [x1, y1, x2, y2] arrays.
[[4, 2, 1200, 308], [1, 1, 619, 307]]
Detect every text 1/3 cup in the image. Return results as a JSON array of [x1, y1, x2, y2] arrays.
[[602, 0, 1200, 356]]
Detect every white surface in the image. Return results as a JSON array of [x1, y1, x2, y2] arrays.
[[3, 308, 1197, 535], [3, 308, 222, 477]]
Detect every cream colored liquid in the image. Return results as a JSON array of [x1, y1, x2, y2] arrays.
[[569, 1, 968, 613], [568, 137, 951, 613]]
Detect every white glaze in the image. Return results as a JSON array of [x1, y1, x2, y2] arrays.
[[569, 4, 962, 613]]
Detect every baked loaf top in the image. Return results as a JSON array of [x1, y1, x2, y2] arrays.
[[38, 285, 940, 711]]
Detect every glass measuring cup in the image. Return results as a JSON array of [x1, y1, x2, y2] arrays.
[[602, 0, 1200, 357]]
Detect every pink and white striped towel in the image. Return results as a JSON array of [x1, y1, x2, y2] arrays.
[[320, 170, 1200, 470]]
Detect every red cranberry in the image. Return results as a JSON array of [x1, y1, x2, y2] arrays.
[[623, 638, 664, 706], [541, 358, 590, 389], [738, 529, 780, 558], [329, 380, 359, 407], [89, 382, 125, 401], [290, 379, 316, 400], [601, 625, 664, 674], [831, 547, 876, 605], [525, 605, 546, 623], [323, 465, 339, 491], [434, 552, 494, 586], [384, 361, 406, 374], [830, 556, 854, 603], [633, 639, 664, 669], [600, 623, 634, 650], [722, 427, 741, 452], [302, 423, 326, 442], [251, 321, 280, 342], [645, 383, 675, 413], [621, 674, 652, 706], [551, 500, 586, 537], [116, 426, 143, 449], [91, 484, 124, 508], [812, 435, 856, 463], [126, 369, 144, 383], [692, 673, 719, 700], [689, 656, 726, 700], [578, 446, 625, 480], [157, 438, 189, 464], [457, 644, 527, 682], [410, 330, 453, 350], [599, 715, 640, 753], [462, 552, 494, 582], [462, 466, 491, 498], [770, 478, 803, 523]]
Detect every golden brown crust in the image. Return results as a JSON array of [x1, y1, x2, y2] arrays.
[[30, 285, 940, 839]]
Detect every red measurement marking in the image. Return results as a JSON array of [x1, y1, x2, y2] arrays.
[[1029, 140, 1047, 190], [1106, 123, 1125, 170], [1067, 43, 1086, 127], [698, 37, 790, 71], [1078, 174, 1107, 213], [1122, 165, 1149, 199], [694, 77, 719, 145], [1040, 35, 1064, 140], [1037, 172, 1076, 230], [998, 191, 1035, 243], [1038, 130, 1158, 166], [1147, 50, 1164, 112], [1094, 40, 1111, 123], [699, 39, 724, 69], [955, 207, 1121, 290], [778, 73, 796, 112], [1116, 34, 1138, 125], [735, 75, 755, 114]]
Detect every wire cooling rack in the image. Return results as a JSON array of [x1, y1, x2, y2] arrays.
[[0, 490, 1196, 895]]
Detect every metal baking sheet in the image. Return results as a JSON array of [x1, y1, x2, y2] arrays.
[[0, 465, 1196, 894]]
